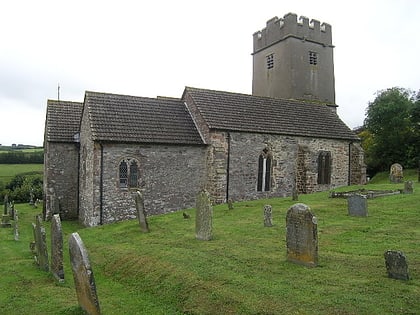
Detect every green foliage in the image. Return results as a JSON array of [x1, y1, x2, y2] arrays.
[[1, 176, 419, 314], [1, 171, 43, 203], [363, 87, 419, 174], [0, 150, 43, 164]]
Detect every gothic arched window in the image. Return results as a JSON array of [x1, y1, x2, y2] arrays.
[[257, 149, 272, 192], [119, 159, 139, 189], [317, 151, 331, 184]]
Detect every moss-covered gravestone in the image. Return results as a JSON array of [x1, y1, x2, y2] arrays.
[[35, 215, 49, 272], [69, 232, 101, 315], [286, 203, 318, 267], [384, 250, 409, 280], [195, 189, 213, 241], [389, 163, 403, 183]]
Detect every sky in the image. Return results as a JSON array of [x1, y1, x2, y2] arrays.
[[0, 0, 419, 146]]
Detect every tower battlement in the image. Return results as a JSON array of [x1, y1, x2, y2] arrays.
[[253, 13, 332, 54]]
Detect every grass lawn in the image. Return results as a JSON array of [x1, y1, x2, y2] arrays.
[[0, 164, 43, 185], [0, 172, 419, 314]]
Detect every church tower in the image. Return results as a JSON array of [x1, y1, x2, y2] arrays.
[[252, 13, 336, 105]]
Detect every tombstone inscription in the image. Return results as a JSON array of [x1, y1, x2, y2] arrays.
[[286, 203, 318, 267], [69, 232, 101, 315]]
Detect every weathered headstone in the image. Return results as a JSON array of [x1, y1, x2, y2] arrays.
[[69, 232, 101, 315], [403, 181, 413, 194], [389, 163, 403, 183], [228, 199, 234, 210], [263, 205, 273, 227], [195, 189, 213, 241], [134, 190, 149, 233], [1, 195, 11, 228], [51, 214, 64, 282], [13, 209, 19, 241], [286, 203, 318, 267], [30, 223, 37, 255], [347, 194, 368, 217], [384, 250, 409, 280], [35, 215, 49, 272]]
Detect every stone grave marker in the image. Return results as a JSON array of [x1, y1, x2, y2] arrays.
[[228, 199, 234, 210], [30, 223, 37, 255], [286, 203, 318, 267], [51, 214, 64, 282], [389, 163, 403, 183], [13, 209, 19, 241], [35, 215, 49, 272], [347, 194, 368, 217], [403, 181, 413, 194], [69, 232, 101, 315], [384, 250, 409, 280], [1, 195, 11, 228], [263, 205, 273, 227], [195, 189, 213, 241], [134, 190, 149, 233]]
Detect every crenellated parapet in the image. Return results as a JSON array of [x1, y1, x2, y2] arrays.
[[253, 13, 332, 54]]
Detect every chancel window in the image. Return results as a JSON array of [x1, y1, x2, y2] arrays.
[[317, 151, 331, 184], [309, 51, 318, 65], [119, 159, 139, 188], [257, 149, 272, 192], [266, 54, 274, 69]]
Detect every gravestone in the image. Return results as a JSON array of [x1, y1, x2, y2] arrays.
[[35, 215, 49, 272], [134, 190, 149, 233], [228, 199, 234, 210], [263, 205, 273, 227], [403, 181, 413, 194], [51, 214, 64, 282], [69, 232, 101, 315], [286, 203, 318, 267], [13, 209, 19, 241], [195, 189, 213, 241], [347, 194, 368, 217], [1, 195, 11, 228], [389, 163, 403, 183], [30, 223, 37, 255], [384, 250, 409, 280]]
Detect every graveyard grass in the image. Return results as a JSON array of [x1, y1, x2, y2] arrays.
[[1, 170, 419, 314]]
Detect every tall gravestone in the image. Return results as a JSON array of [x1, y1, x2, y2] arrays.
[[347, 194, 368, 217], [1, 195, 11, 228], [134, 191, 149, 233], [389, 163, 403, 183], [35, 215, 49, 272], [51, 214, 64, 282], [384, 250, 409, 280], [195, 189, 213, 241], [13, 209, 19, 241], [286, 203, 318, 267], [69, 232, 101, 315], [263, 205, 273, 227]]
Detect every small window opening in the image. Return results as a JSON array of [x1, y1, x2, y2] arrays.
[[266, 54, 274, 69], [317, 151, 331, 184], [257, 151, 272, 192], [119, 159, 139, 189], [119, 161, 128, 188], [309, 51, 318, 65]]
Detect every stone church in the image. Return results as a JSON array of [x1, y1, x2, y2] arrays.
[[44, 13, 365, 227]]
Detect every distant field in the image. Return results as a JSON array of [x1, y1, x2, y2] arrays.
[[0, 164, 43, 185]]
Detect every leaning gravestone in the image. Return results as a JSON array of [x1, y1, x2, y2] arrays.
[[347, 194, 368, 217], [263, 205, 273, 227], [51, 214, 64, 282], [35, 215, 49, 272], [13, 209, 19, 241], [134, 190, 149, 233], [195, 189, 213, 241], [69, 232, 101, 315], [286, 203, 318, 267], [384, 250, 409, 280], [389, 163, 403, 183]]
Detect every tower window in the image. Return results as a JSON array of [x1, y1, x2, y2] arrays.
[[309, 51, 318, 65], [266, 54, 274, 69]]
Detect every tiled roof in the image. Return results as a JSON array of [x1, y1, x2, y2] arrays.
[[45, 100, 83, 142], [184, 87, 359, 141], [85, 91, 204, 145]]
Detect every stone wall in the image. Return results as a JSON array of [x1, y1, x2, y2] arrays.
[[44, 141, 79, 220], [207, 130, 354, 202], [99, 143, 206, 224]]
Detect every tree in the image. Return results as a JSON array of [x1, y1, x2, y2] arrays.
[[364, 87, 417, 174]]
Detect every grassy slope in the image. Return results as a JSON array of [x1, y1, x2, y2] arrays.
[[0, 171, 419, 314], [0, 164, 43, 185]]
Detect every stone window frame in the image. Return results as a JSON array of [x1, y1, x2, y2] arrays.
[[266, 53, 274, 69], [257, 148, 272, 192], [118, 158, 140, 189], [317, 151, 331, 185], [309, 51, 318, 65]]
